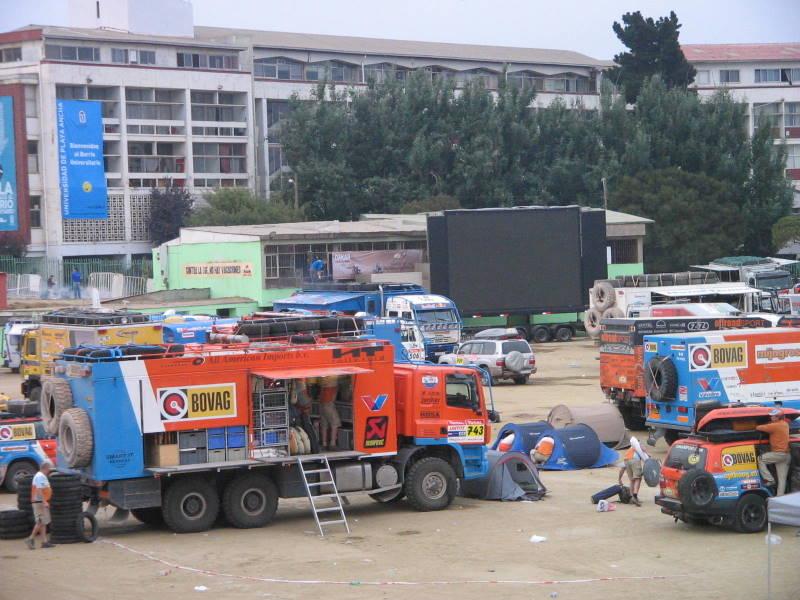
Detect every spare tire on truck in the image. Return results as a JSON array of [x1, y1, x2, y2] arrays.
[[59, 408, 94, 468], [677, 469, 717, 512], [583, 308, 603, 339], [40, 377, 74, 435], [591, 281, 616, 311], [602, 306, 624, 320], [504, 351, 526, 373], [644, 357, 678, 402]]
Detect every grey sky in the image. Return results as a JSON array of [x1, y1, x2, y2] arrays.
[[190, 0, 799, 59]]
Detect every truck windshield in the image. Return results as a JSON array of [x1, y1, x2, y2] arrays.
[[665, 443, 707, 470], [755, 273, 791, 290], [416, 309, 457, 324]]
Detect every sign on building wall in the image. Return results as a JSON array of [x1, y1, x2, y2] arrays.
[[183, 262, 254, 277], [0, 96, 19, 231], [332, 250, 424, 281], [56, 99, 108, 219]]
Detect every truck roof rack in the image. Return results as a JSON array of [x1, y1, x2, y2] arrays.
[[42, 309, 151, 326], [301, 282, 424, 293]]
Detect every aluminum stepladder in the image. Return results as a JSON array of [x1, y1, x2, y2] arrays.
[[296, 455, 350, 536]]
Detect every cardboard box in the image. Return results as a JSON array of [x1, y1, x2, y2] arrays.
[[147, 444, 179, 467]]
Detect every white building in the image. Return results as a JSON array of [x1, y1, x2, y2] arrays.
[[683, 43, 800, 210], [0, 0, 606, 260]]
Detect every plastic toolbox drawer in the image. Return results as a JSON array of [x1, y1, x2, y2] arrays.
[[226, 433, 246, 448], [208, 434, 226, 450], [260, 429, 288, 447], [226, 426, 245, 435], [208, 449, 226, 463], [226, 447, 247, 461], [261, 410, 288, 428], [178, 430, 207, 450], [179, 448, 207, 465]]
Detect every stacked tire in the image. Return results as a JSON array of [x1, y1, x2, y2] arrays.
[[586, 279, 622, 338], [48, 472, 90, 544], [0, 509, 33, 540], [16, 473, 34, 517]]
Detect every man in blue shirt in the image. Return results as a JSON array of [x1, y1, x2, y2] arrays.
[[71, 268, 81, 299], [309, 257, 325, 280]]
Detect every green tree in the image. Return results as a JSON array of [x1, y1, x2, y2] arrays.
[[400, 195, 461, 214], [772, 215, 800, 252], [189, 188, 303, 226], [610, 168, 744, 271], [148, 185, 193, 244], [605, 11, 696, 104]]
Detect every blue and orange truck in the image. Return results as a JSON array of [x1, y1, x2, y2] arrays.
[[47, 337, 491, 533]]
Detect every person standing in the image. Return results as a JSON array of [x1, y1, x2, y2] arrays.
[[26, 460, 54, 550], [530, 435, 555, 465], [70, 268, 82, 299], [756, 408, 791, 496], [46, 275, 56, 299], [619, 436, 650, 506], [318, 375, 341, 450]]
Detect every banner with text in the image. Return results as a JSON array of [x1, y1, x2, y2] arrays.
[[56, 99, 108, 219], [332, 250, 424, 281], [0, 96, 19, 231], [183, 262, 254, 278]]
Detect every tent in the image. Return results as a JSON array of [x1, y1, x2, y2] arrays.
[[461, 450, 546, 501], [491, 421, 619, 471], [547, 403, 628, 449], [767, 492, 800, 600]]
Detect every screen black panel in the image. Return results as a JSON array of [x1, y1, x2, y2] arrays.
[[427, 215, 449, 298], [432, 207, 588, 315], [580, 209, 608, 295]]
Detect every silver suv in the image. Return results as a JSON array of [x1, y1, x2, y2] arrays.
[[438, 332, 536, 385]]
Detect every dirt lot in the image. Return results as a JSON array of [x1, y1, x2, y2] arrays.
[[0, 339, 797, 600]]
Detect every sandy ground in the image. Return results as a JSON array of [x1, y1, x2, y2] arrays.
[[0, 339, 798, 600]]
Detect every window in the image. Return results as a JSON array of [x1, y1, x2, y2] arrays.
[[786, 103, 800, 128], [305, 61, 361, 83], [719, 69, 739, 84], [695, 70, 710, 85], [364, 63, 408, 83], [502, 340, 531, 354], [45, 44, 100, 62], [445, 374, 479, 411], [111, 48, 156, 65], [609, 238, 639, 264], [56, 85, 87, 99], [177, 51, 237, 70], [0, 47, 21, 62], [254, 57, 304, 80], [193, 143, 246, 174], [29, 195, 41, 228], [782, 68, 800, 84], [24, 85, 37, 117], [665, 444, 707, 470], [755, 68, 780, 83], [27, 140, 38, 174], [787, 145, 800, 171]]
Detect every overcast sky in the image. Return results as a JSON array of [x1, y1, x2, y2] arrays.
[[190, 0, 800, 59]]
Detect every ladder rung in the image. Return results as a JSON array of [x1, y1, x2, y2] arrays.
[[319, 519, 346, 526], [306, 480, 331, 486], [303, 469, 330, 475], [314, 506, 341, 513], [311, 493, 339, 500]]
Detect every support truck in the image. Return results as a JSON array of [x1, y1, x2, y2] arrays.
[[48, 338, 491, 534]]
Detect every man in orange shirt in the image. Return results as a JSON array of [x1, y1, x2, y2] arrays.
[[756, 408, 791, 496]]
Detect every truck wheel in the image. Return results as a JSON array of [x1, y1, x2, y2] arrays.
[[734, 494, 767, 533], [4, 460, 38, 492], [29, 385, 41, 405], [532, 326, 551, 344], [163, 477, 219, 534], [583, 308, 603, 339], [620, 407, 647, 431], [41, 377, 73, 435], [403, 457, 457, 512], [513, 375, 529, 385], [131, 507, 165, 528], [222, 472, 278, 529], [59, 408, 94, 468], [555, 326, 573, 342]]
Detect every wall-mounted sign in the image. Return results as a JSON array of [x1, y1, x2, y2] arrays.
[[332, 250, 423, 281], [183, 262, 254, 277], [0, 96, 19, 231]]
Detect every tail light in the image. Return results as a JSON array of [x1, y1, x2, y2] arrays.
[[678, 406, 688, 414], [528, 357, 535, 365], [496, 358, 505, 367], [97, 328, 106, 334]]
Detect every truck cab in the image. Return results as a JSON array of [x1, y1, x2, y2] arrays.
[[4, 321, 37, 373], [385, 294, 462, 360]]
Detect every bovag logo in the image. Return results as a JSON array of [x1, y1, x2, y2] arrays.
[[158, 383, 237, 421]]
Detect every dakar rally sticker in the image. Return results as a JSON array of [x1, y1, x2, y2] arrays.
[[0, 424, 36, 441], [720, 445, 757, 472], [689, 342, 747, 371], [158, 383, 237, 421], [447, 420, 485, 444]]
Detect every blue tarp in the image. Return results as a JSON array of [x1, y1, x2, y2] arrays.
[[273, 292, 370, 313], [491, 421, 619, 471]]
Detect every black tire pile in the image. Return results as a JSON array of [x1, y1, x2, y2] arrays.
[[16, 472, 96, 544], [0, 509, 34, 539]]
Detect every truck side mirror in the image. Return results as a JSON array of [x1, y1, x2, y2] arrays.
[[488, 409, 501, 423]]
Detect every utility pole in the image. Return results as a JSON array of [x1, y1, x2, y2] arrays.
[[601, 177, 608, 211]]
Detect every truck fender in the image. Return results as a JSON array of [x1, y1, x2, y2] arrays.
[[395, 444, 465, 479]]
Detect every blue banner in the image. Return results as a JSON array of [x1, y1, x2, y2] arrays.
[[0, 96, 19, 231], [56, 99, 108, 219]]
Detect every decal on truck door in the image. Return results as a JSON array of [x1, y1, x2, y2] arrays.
[[158, 384, 237, 421]]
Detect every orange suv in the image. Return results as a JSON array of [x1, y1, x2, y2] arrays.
[[655, 406, 799, 533]]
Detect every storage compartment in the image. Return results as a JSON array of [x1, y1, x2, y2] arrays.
[[260, 429, 288, 447], [208, 449, 226, 463], [335, 402, 353, 422], [337, 428, 353, 450], [226, 431, 246, 448], [178, 430, 207, 449], [261, 410, 288, 428], [327, 462, 372, 493], [208, 433, 226, 450], [226, 447, 247, 461]]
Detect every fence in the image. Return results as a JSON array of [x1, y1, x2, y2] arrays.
[[0, 256, 153, 299]]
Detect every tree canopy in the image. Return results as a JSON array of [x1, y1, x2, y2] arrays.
[[189, 189, 303, 227], [605, 10, 696, 104], [149, 185, 193, 244]]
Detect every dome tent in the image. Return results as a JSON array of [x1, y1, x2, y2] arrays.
[[460, 450, 546, 501], [491, 421, 619, 471]]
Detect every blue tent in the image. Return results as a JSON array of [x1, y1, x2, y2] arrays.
[[492, 421, 619, 471]]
